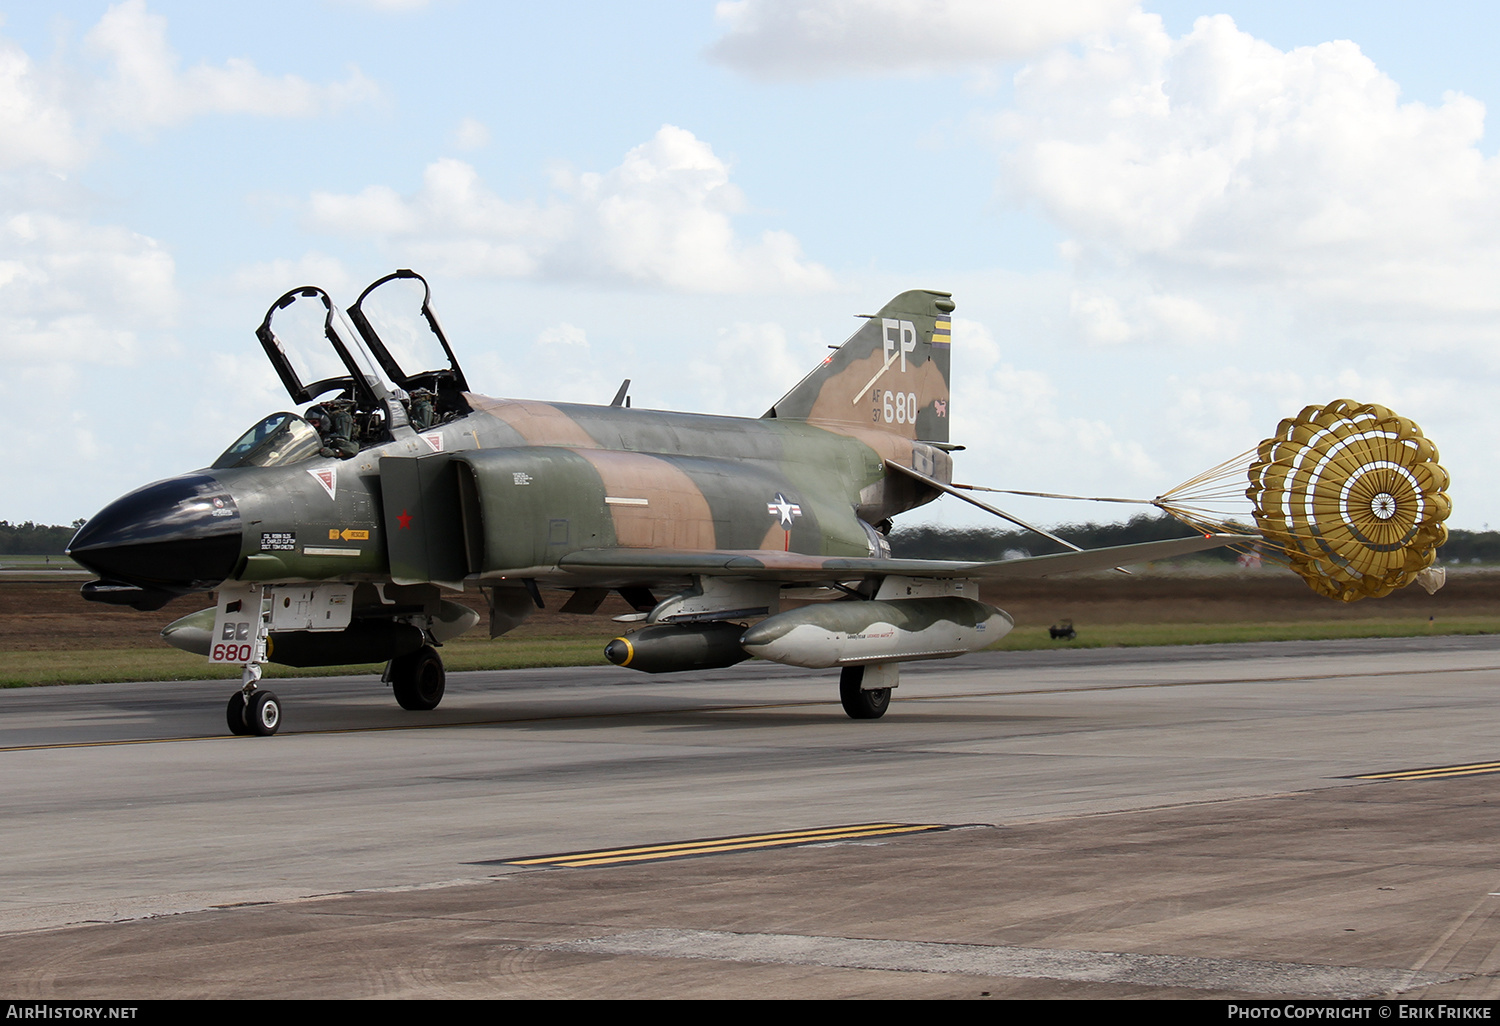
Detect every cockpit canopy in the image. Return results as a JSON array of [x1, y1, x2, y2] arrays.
[[212, 412, 322, 469], [257, 286, 393, 409], [258, 271, 467, 406], [246, 269, 472, 459], [348, 269, 469, 402]]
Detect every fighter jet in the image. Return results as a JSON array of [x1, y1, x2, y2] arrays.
[[67, 270, 1244, 736]]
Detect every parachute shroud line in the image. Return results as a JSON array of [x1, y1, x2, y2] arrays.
[[963, 399, 1450, 602]]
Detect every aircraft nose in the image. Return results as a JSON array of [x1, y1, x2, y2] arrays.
[[68, 474, 243, 596]]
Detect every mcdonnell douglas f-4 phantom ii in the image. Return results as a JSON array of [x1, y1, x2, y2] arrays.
[[67, 270, 1245, 735]]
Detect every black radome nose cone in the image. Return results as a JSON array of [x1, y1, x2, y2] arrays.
[[68, 474, 243, 593]]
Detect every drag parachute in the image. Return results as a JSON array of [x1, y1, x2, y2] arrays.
[[1243, 400, 1450, 602], [957, 398, 1452, 604]]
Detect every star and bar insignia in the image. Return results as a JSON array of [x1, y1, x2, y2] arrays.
[[767, 492, 802, 528]]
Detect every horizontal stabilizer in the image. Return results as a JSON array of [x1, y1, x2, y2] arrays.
[[965, 534, 1256, 579], [544, 534, 1254, 586]]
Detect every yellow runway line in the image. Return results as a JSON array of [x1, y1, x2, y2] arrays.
[[1356, 760, 1500, 781], [503, 822, 949, 868]]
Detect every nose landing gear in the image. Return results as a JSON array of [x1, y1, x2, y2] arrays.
[[218, 585, 281, 737], [226, 661, 281, 736], [226, 683, 282, 736]]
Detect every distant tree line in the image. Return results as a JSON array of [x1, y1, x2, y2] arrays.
[[3, 514, 1496, 562], [1437, 531, 1500, 563], [890, 513, 1499, 564], [889, 513, 1233, 561], [0, 520, 84, 555]]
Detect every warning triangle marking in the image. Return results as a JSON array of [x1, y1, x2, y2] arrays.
[[307, 466, 337, 500]]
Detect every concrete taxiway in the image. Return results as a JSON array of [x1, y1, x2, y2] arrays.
[[2, 635, 1499, 998]]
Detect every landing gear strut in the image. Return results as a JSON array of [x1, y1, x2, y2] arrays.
[[839, 665, 891, 720], [387, 645, 446, 711]]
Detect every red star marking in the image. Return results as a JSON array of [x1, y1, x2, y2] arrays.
[[397, 509, 413, 530]]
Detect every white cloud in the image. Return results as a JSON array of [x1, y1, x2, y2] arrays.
[[0, 1, 385, 372], [708, 0, 1132, 79], [689, 321, 828, 416], [0, 208, 178, 522], [453, 116, 489, 151], [949, 316, 1159, 488], [998, 12, 1500, 344], [536, 322, 588, 348], [0, 3, 383, 521], [0, 2, 376, 173], [460, 319, 613, 407], [1068, 286, 1236, 347], [83, 0, 377, 130], [0, 0, 386, 367], [308, 157, 551, 277], [307, 125, 835, 293], [0, 38, 84, 170], [0, 211, 174, 365], [231, 252, 353, 298]]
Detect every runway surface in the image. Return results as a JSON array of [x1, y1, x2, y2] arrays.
[[3, 635, 1500, 999]]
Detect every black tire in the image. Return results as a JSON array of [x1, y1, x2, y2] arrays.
[[226, 692, 249, 736], [246, 690, 281, 736], [391, 645, 445, 711], [839, 666, 891, 720]]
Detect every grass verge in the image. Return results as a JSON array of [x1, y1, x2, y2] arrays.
[[1, 617, 1495, 687], [0, 635, 607, 687]]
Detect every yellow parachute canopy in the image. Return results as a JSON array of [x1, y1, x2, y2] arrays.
[[1244, 399, 1450, 601]]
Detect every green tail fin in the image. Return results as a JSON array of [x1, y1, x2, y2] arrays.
[[765, 289, 953, 443]]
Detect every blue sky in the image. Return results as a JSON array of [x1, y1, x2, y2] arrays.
[[4, 1, 1497, 534]]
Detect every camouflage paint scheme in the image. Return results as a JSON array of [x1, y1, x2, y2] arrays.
[[70, 276, 1243, 696], [214, 289, 961, 602], [740, 596, 1015, 669]]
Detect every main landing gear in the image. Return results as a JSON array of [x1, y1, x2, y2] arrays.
[[387, 644, 446, 711], [839, 665, 892, 720]]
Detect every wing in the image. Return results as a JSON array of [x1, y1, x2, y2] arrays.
[[547, 533, 1255, 587]]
